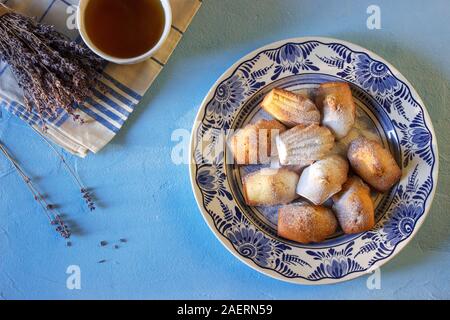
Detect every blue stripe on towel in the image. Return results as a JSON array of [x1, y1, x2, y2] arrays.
[[39, 0, 57, 22], [0, 64, 8, 77], [50, 109, 67, 126], [55, 113, 70, 127], [54, 102, 121, 132], [14, 102, 63, 127], [1, 99, 38, 126], [9, 110, 37, 126], [9, 103, 38, 126], [102, 73, 143, 101], [42, 110, 60, 123], [85, 97, 125, 124], [10, 102, 30, 121], [14, 104, 38, 124], [1, 96, 124, 133], [79, 106, 119, 133], [1, 96, 74, 129], [59, 0, 75, 8], [91, 90, 132, 116], [94, 87, 134, 112]]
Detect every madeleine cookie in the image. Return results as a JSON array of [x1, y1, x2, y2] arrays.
[[296, 155, 349, 205], [261, 88, 320, 127], [230, 119, 286, 165], [276, 124, 335, 165], [316, 82, 356, 139], [242, 168, 299, 206], [348, 137, 401, 192], [278, 202, 338, 243], [332, 176, 375, 234]]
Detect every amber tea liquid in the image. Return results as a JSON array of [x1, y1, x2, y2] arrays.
[[84, 0, 165, 59]]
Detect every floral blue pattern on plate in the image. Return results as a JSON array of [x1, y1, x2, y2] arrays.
[[189, 37, 438, 284]]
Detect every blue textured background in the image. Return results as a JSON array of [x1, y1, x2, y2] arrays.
[[0, 0, 449, 299]]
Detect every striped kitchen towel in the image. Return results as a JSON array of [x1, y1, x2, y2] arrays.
[[0, 0, 201, 157]]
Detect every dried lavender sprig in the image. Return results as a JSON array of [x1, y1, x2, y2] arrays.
[[31, 126, 96, 211], [0, 10, 106, 124], [0, 141, 71, 238]]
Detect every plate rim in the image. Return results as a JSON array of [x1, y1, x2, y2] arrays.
[[189, 36, 439, 285]]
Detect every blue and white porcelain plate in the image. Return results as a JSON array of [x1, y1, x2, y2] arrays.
[[189, 37, 438, 284]]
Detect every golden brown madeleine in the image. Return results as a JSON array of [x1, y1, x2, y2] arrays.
[[276, 124, 335, 165], [296, 155, 349, 205], [278, 202, 338, 243], [261, 88, 320, 127], [242, 168, 299, 206], [315, 82, 356, 139], [348, 137, 402, 192], [230, 119, 286, 165], [332, 176, 375, 234]]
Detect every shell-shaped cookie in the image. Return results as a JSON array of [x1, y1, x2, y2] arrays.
[[332, 176, 375, 234], [347, 137, 401, 192], [230, 119, 286, 165], [316, 82, 356, 139], [275, 124, 335, 165], [242, 168, 299, 206], [278, 202, 338, 243], [296, 155, 349, 205], [261, 88, 320, 127]]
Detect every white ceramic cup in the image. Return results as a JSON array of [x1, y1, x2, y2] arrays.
[[77, 0, 172, 65]]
